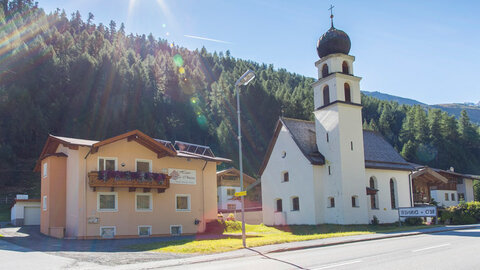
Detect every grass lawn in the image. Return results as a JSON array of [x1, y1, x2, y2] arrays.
[[0, 204, 10, 222], [128, 222, 440, 254]]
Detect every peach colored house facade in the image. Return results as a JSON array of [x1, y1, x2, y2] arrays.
[[35, 130, 230, 239]]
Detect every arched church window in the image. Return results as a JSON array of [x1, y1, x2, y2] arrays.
[[275, 199, 283, 212], [390, 178, 398, 209], [322, 64, 329, 78], [342, 61, 349, 74], [282, 171, 289, 182], [344, 83, 351, 103], [323, 85, 330, 106], [370, 177, 378, 209]]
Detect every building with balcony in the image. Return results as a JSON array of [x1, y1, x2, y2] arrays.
[[34, 130, 230, 239]]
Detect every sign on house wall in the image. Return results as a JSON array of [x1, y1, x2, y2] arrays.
[[169, 169, 196, 185], [398, 206, 437, 217]]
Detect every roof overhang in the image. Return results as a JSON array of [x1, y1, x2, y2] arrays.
[[412, 167, 449, 184], [90, 130, 177, 158]]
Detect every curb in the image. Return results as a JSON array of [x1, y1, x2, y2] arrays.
[[265, 225, 480, 254]]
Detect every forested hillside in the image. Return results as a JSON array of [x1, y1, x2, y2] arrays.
[[0, 1, 479, 197]]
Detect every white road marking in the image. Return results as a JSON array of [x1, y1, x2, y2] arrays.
[[312, 260, 362, 269], [412, 243, 451, 252]]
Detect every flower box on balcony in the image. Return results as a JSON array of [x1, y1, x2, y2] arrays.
[[88, 171, 170, 190]]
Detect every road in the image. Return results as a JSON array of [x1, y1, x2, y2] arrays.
[[166, 228, 480, 270]]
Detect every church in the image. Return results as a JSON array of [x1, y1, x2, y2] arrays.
[[259, 15, 418, 225]]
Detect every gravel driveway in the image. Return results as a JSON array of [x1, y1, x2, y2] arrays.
[[0, 226, 197, 266]]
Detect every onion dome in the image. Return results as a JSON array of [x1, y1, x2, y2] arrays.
[[316, 26, 351, 58]]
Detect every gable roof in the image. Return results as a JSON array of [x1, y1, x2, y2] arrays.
[[35, 130, 231, 172], [217, 167, 257, 185], [258, 117, 325, 176], [258, 117, 412, 176]]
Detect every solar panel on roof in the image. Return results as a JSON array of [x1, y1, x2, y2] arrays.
[[174, 141, 215, 157]]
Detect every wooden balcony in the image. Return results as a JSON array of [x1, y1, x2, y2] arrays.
[[88, 171, 170, 192]]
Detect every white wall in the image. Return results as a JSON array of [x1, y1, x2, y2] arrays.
[[261, 125, 317, 225], [431, 190, 459, 208], [365, 169, 411, 224], [11, 201, 41, 225], [217, 186, 241, 210], [457, 179, 475, 202]]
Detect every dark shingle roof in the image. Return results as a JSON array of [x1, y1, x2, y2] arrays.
[[281, 118, 325, 165], [363, 130, 413, 171], [280, 117, 412, 171]]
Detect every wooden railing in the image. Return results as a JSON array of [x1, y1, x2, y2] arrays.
[[88, 171, 170, 190]]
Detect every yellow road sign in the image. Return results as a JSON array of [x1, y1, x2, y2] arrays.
[[235, 191, 247, 197]]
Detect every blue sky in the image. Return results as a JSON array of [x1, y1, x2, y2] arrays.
[[40, 0, 480, 105]]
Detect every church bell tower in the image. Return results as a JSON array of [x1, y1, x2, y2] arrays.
[[313, 8, 368, 224]]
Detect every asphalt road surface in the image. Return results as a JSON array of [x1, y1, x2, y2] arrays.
[[166, 228, 480, 270]]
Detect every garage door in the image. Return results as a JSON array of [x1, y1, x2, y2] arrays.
[[24, 206, 40, 225]]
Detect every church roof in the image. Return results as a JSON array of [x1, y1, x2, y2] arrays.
[[258, 117, 412, 176]]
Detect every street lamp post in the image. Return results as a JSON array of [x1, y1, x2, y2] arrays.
[[235, 70, 255, 248]]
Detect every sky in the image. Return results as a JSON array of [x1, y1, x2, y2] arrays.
[[39, 0, 480, 105]]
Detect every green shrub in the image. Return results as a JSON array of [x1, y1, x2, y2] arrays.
[[441, 201, 480, 224], [405, 217, 423, 226], [224, 220, 242, 232]]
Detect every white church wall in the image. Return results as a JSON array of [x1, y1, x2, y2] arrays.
[[365, 168, 411, 224], [261, 126, 317, 225]]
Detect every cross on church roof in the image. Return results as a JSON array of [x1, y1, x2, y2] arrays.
[[329, 4, 335, 28]]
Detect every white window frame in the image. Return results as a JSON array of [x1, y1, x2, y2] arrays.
[[43, 196, 47, 211], [138, 225, 152, 237], [170, 225, 182, 236], [135, 193, 153, 212], [43, 163, 47, 178], [100, 226, 116, 238], [135, 159, 152, 172], [175, 194, 191, 212], [97, 157, 118, 171], [97, 192, 118, 212]]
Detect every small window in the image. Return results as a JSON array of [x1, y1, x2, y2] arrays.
[[328, 197, 335, 208], [100, 226, 116, 238], [323, 85, 330, 106], [227, 204, 236, 210], [282, 172, 289, 182], [136, 193, 152, 211], [43, 163, 47, 178], [351, 196, 358, 207], [326, 133, 329, 142], [281, 151, 286, 158], [176, 194, 191, 212], [136, 159, 152, 173], [138, 226, 152, 237], [276, 199, 283, 212], [98, 157, 117, 171], [43, 196, 47, 211], [291, 197, 300, 211], [322, 64, 329, 78], [328, 166, 331, 175], [227, 188, 236, 196], [351, 141, 353, 151], [390, 178, 398, 209], [170, 225, 182, 236], [98, 192, 118, 212], [451, 193, 455, 201], [445, 193, 449, 201], [342, 61, 349, 74]]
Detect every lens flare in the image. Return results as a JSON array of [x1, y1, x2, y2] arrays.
[[190, 97, 198, 104], [179, 67, 185, 74], [162, 23, 166, 28], [196, 115, 207, 128], [173, 54, 184, 67]]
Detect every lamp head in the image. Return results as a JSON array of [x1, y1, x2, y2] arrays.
[[235, 70, 255, 86]]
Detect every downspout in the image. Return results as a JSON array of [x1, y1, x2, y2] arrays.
[[408, 171, 413, 207], [83, 148, 92, 239], [201, 160, 208, 232]]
